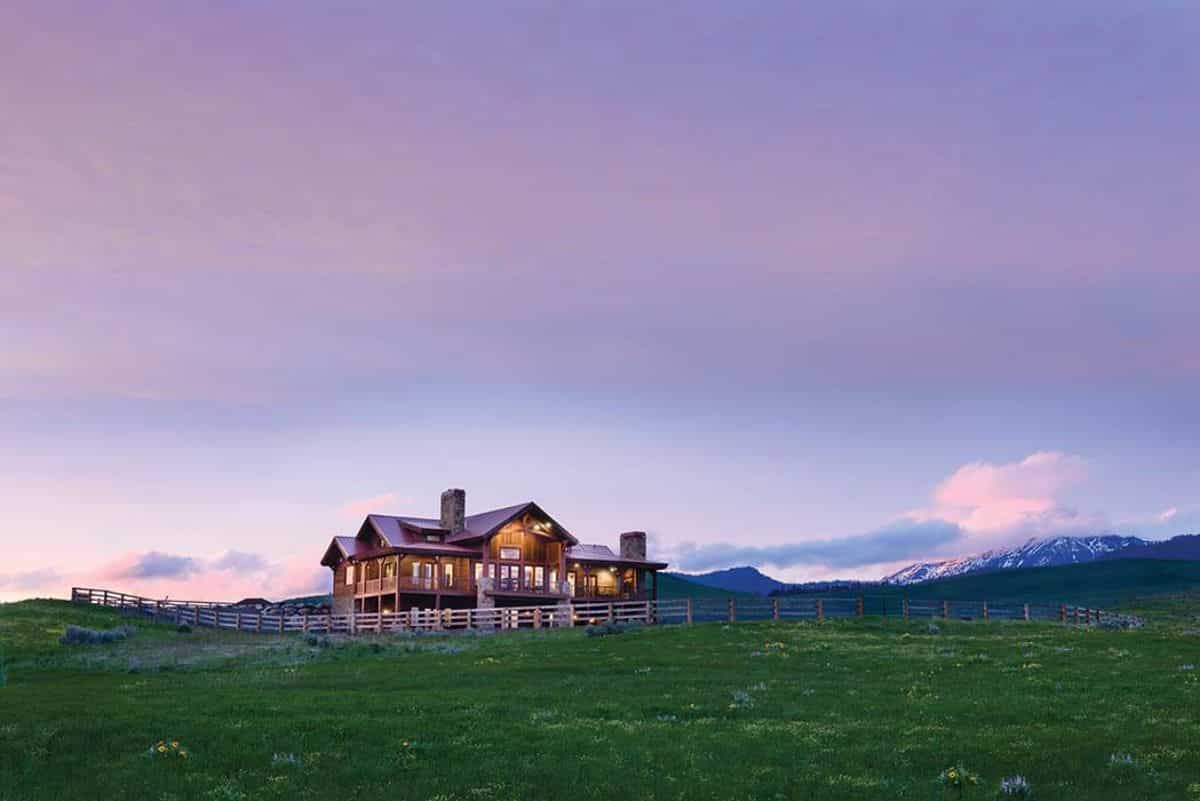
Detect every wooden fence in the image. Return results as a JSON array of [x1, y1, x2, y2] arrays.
[[69, 587, 1142, 635]]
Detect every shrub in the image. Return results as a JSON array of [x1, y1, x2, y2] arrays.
[[926, 623, 941, 635], [0, 654, 7, 688], [177, 623, 192, 634], [585, 621, 643, 638], [59, 625, 135, 646], [304, 633, 332, 648]]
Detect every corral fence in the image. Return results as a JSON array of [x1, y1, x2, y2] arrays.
[[69, 587, 1142, 635]]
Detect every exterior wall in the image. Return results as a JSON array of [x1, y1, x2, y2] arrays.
[[331, 563, 354, 614]]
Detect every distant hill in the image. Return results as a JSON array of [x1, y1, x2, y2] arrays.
[[872, 559, 1200, 609], [882, 535, 1147, 584], [657, 571, 762, 599], [665, 566, 786, 596], [1098, 534, 1200, 562]]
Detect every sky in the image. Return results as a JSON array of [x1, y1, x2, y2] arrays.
[[2, 1, 1198, 602]]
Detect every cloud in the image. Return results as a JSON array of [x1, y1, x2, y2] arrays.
[[109, 551, 200, 580], [1159, 507, 1178, 522], [210, 550, 268, 572], [339, 492, 399, 520], [81, 549, 330, 603], [669, 518, 965, 573], [0, 567, 63, 591], [916, 451, 1100, 542]]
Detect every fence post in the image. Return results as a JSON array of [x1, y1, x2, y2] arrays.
[[1023, 603, 1030, 622], [256, 614, 263, 633], [154, 600, 161, 623], [278, 614, 285, 634], [608, 603, 615, 623], [302, 612, 309, 633], [982, 601, 989, 621], [728, 597, 736, 623], [942, 600, 950, 620], [856, 596, 864, 617], [1073, 607, 1079, 626], [903, 598, 910, 620], [644, 600, 652, 625], [533, 609, 542, 629], [685, 597, 693, 625], [350, 609, 357, 635], [772, 598, 780, 620], [816, 599, 824, 620], [235, 612, 242, 631], [1060, 604, 1067, 624]]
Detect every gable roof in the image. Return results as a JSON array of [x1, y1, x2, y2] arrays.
[[362, 515, 478, 555], [320, 535, 363, 566], [565, 543, 669, 569], [446, 501, 578, 546]]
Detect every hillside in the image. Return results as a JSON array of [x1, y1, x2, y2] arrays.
[[870, 559, 1200, 609], [4, 597, 1200, 799], [655, 571, 759, 599], [1099, 534, 1200, 562], [882, 535, 1146, 584], [664, 566, 786, 595]]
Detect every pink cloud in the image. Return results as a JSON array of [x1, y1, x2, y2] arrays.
[[912, 451, 1101, 545], [339, 492, 399, 520]]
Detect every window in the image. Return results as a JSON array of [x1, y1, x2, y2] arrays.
[[425, 534, 441, 542], [345, 564, 355, 585], [474, 562, 483, 582], [523, 565, 533, 588], [549, 569, 558, 590], [499, 546, 520, 561]]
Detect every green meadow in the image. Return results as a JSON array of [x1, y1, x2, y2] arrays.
[[2, 597, 1199, 801]]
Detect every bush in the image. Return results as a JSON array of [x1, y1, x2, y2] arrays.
[[0, 654, 7, 688], [304, 633, 332, 649], [585, 621, 643, 638], [177, 623, 192, 634], [59, 625, 136, 646]]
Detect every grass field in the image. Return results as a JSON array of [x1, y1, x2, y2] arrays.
[[2, 598, 1199, 801]]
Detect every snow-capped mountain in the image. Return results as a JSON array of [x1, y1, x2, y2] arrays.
[[881, 535, 1148, 585]]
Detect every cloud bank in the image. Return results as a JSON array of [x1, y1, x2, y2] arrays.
[[668, 518, 965, 573]]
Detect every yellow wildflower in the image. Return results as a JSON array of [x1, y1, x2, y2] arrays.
[[157, 745, 167, 753]]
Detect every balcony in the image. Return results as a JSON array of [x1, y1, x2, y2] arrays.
[[359, 574, 476, 595]]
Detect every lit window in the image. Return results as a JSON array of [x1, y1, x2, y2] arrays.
[[474, 562, 483, 582], [345, 565, 355, 585], [425, 534, 441, 542], [500, 546, 520, 561]]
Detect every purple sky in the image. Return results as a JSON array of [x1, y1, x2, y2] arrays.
[[2, 2, 1198, 601]]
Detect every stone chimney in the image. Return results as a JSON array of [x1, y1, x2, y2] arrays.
[[440, 488, 465, 534], [619, 531, 647, 560]]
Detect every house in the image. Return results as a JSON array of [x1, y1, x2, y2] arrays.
[[320, 489, 668, 615]]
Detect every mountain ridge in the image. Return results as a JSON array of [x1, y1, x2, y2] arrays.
[[881, 534, 1148, 585]]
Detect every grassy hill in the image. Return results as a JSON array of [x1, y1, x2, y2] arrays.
[[656, 571, 758, 599], [883, 559, 1200, 608], [3, 597, 1200, 800]]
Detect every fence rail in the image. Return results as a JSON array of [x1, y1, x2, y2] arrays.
[[69, 587, 1141, 636]]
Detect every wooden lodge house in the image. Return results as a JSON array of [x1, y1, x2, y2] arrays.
[[320, 489, 668, 615]]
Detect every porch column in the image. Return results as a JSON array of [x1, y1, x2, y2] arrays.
[[558, 543, 566, 591]]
